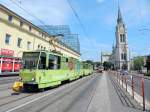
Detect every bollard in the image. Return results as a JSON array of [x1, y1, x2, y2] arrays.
[[119, 73, 120, 82], [131, 76, 134, 99], [118, 73, 119, 82], [117, 73, 118, 80], [122, 75, 123, 87], [125, 76, 127, 92], [141, 78, 145, 111]]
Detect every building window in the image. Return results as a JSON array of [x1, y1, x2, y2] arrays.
[[17, 38, 22, 47], [5, 34, 11, 44], [8, 15, 13, 22], [29, 26, 32, 31], [121, 53, 127, 60], [124, 53, 127, 60], [41, 46, 43, 50], [120, 34, 125, 42], [44, 47, 46, 50], [121, 53, 124, 60], [20, 21, 23, 27], [27, 41, 31, 50], [38, 44, 40, 49], [39, 32, 41, 36]]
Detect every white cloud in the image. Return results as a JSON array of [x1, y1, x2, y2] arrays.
[[97, 0, 105, 3], [103, 0, 150, 28], [120, 0, 150, 27], [0, 0, 71, 25]]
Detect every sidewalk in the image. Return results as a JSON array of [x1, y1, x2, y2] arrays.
[[87, 72, 142, 112]]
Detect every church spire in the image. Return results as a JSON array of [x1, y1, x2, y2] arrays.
[[117, 5, 123, 24]]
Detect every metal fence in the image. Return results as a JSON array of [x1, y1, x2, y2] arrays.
[[111, 71, 150, 111]]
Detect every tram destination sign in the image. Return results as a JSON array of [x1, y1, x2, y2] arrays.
[[23, 52, 40, 57]]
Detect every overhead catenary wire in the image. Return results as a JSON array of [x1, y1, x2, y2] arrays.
[[66, 0, 98, 50], [9, 0, 47, 26], [8, 0, 66, 51], [66, 0, 88, 39], [8, 0, 98, 59], [137, 0, 150, 33]]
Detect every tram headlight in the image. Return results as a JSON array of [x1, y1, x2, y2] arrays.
[[18, 77, 22, 81], [32, 77, 35, 81]]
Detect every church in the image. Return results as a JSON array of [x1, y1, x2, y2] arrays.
[[109, 7, 130, 70]]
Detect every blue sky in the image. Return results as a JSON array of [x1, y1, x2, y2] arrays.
[[0, 0, 150, 61]]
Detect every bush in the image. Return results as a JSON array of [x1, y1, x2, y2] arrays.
[[144, 72, 150, 76]]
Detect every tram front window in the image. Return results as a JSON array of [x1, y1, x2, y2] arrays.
[[22, 52, 40, 69]]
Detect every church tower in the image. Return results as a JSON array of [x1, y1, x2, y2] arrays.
[[115, 7, 130, 70]]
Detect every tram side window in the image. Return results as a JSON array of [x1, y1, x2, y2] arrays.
[[57, 56, 61, 69], [48, 55, 61, 69], [39, 52, 46, 69], [48, 54, 55, 69]]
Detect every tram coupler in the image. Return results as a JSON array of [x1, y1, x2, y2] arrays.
[[12, 81, 23, 94]]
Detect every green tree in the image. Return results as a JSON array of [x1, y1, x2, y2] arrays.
[[133, 57, 144, 71], [103, 61, 112, 70], [146, 55, 150, 72], [94, 62, 101, 67], [84, 60, 93, 65]]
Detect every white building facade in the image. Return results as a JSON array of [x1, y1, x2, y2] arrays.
[[101, 52, 111, 64]]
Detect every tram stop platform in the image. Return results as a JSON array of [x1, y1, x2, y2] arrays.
[[87, 72, 142, 112]]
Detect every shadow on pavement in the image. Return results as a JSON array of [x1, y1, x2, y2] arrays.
[[109, 75, 143, 111]]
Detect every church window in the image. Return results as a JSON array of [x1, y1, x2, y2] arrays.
[[121, 53, 127, 60], [121, 53, 124, 60], [124, 53, 127, 60], [120, 34, 125, 42], [123, 35, 125, 42]]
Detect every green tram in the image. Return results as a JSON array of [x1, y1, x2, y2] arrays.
[[19, 50, 93, 90]]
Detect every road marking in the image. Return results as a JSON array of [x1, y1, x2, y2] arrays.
[[6, 90, 57, 112]]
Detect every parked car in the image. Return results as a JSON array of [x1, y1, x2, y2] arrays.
[[120, 70, 128, 75]]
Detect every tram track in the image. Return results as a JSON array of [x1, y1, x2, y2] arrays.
[[14, 74, 99, 112], [0, 93, 35, 107], [0, 75, 92, 109], [37, 76, 98, 112], [0, 78, 18, 85], [0, 87, 11, 91], [0, 95, 13, 101], [0, 83, 13, 92]]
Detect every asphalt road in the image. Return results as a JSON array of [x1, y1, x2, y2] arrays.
[[0, 73, 141, 112], [0, 77, 19, 85]]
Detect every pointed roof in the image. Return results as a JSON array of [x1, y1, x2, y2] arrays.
[[117, 6, 123, 24]]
